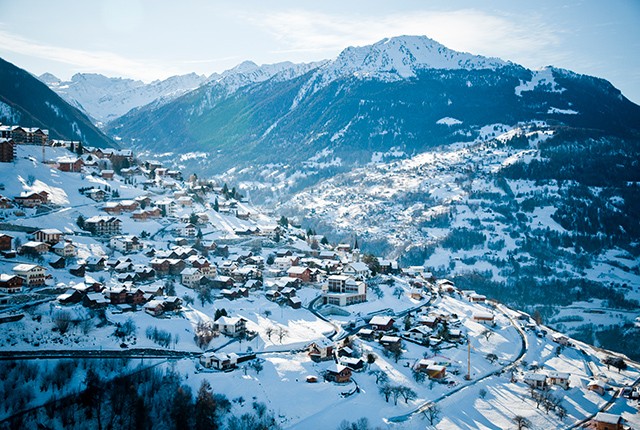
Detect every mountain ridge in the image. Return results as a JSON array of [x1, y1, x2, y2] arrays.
[[0, 57, 117, 148]]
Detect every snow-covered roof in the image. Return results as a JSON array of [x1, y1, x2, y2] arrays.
[[594, 412, 621, 424], [369, 315, 394, 326], [13, 263, 41, 272]]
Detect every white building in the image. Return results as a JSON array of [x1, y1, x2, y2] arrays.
[[213, 316, 247, 337], [109, 235, 143, 254], [180, 267, 203, 287], [12, 264, 46, 286]]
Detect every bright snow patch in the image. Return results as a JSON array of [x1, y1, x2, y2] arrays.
[[437, 117, 463, 126], [547, 107, 579, 115]]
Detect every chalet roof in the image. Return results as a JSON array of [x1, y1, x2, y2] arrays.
[[548, 371, 570, 379], [369, 315, 395, 326], [36, 228, 63, 235], [594, 412, 621, 424], [346, 262, 370, 272], [216, 316, 245, 326], [287, 266, 310, 274], [523, 372, 547, 382], [0, 274, 19, 282], [13, 263, 42, 272]]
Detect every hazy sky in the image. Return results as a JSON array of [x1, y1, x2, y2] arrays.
[[1, 0, 639, 102]]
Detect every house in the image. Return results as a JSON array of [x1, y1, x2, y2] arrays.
[[547, 371, 570, 389], [85, 216, 122, 236], [339, 357, 364, 371], [105, 286, 127, 305], [161, 296, 182, 311], [416, 360, 447, 379], [523, 372, 548, 390], [287, 266, 311, 282], [200, 352, 239, 370], [213, 316, 247, 337], [307, 339, 335, 362], [469, 293, 486, 303], [0, 234, 12, 251], [343, 262, 371, 279], [12, 264, 46, 286], [0, 138, 15, 162], [405, 326, 432, 343], [14, 191, 48, 207], [144, 299, 165, 316], [552, 334, 570, 346], [288, 296, 302, 309], [323, 275, 367, 306], [34, 228, 63, 244], [587, 379, 607, 396], [57, 157, 83, 172], [57, 289, 83, 304], [50, 256, 66, 269], [472, 312, 495, 324], [369, 315, 395, 332], [379, 335, 402, 349], [68, 264, 86, 277], [181, 223, 197, 237], [109, 235, 143, 253], [0, 195, 13, 209], [273, 256, 294, 272], [358, 328, 375, 341], [86, 188, 107, 202], [85, 256, 106, 272], [103, 202, 122, 215], [83, 292, 110, 308], [0, 274, 23, 293], [592, 413, 623, 430], [324, 364, 352, 383], [101, 169, 114, 180], [181, 267, 203, 287], [19, 241, 49, 255], [51, 241, 77, 257]]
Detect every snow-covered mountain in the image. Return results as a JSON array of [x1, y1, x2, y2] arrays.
[[108, 35, 640, 179], [293, 35, 508, 107], [41, 72, 207, 124]]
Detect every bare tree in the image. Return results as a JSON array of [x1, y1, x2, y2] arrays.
[[379, 384, 393, 402], [512, 415, 532, 430], [79, 318, 94, 335], [421, 403, 441, 425], [265, 327, 275, 341], [53, 310, 73, 334], [398, 386, 417, 404], [368, 370, 389, 385], [481, 328, 494, 341], [277, 327, 288, 343]]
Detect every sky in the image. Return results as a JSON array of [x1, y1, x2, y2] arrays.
[[0, 0, 639, 103]]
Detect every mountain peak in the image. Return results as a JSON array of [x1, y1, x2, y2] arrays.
[[291, 35, 510, 108], [333, 35, 508, 79], [38, 72, 61, 85]]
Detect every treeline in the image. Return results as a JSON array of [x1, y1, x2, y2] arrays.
[[1, 362, 280, 430], [452, 271, 639, 310]]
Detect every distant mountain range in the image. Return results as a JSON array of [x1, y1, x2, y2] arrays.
[[94, 35, 639, 177], [40, 72, 208, 124], [0, 58, 116, 148]]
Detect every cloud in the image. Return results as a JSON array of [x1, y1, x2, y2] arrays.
[[0, 29, 177, 81], [250, 8, 565, 67]]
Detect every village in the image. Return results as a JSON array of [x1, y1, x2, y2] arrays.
[[0, 124, 639, 429]]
